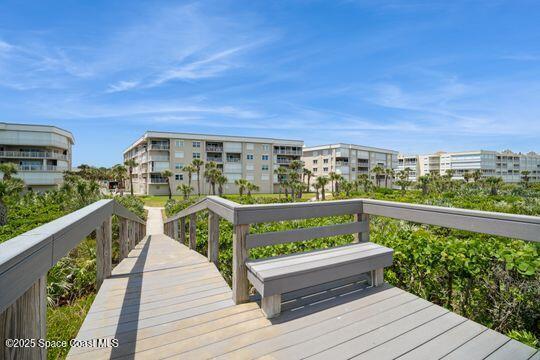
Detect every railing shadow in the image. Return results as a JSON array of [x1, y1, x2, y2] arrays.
[[110, 235, 152, 359]]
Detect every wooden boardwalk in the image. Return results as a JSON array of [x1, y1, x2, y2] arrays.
[[68, 208, 538, 360]]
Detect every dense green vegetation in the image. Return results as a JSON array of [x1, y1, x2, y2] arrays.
[[164, 179, 540, 348], [0, 170, 146, 359]]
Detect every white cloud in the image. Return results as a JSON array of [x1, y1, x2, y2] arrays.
[[106, 80, 140, 93]]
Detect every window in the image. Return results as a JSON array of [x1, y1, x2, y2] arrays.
[[192, 141, 201, 148], [246, 164, 254, 171], [261, 174, 269, 181], [193, 152, 201, 159], [262, 164, 269, 171], [246, 154, 254, 160], [174, 151, 184, 158], [313, 159, 318, 164], [313, 151, 319, 156], [262, 144, 270, 151], [175, 140, 184, 147], [323, 167, 329, 172], [323, 159, 329, 164], [323, 150, 328, 155], [246, 143, 254, 150], [262, 154, 269, 161], [313, 167, 318, 172], [246, 175, 254, 181], [175, 163, 184, 170], [175, 174, 183, 181]]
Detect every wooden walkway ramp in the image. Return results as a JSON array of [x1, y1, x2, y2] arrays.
[[68, 208, 538, 360]]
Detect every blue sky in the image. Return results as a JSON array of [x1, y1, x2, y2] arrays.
[[0, 0, 539, 167]]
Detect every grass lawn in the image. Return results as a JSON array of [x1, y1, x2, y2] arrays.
[[139, 192, 317, 207]]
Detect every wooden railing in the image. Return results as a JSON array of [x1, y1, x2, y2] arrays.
[[0, 199, 146, 359], [164, 196, 540, 306]]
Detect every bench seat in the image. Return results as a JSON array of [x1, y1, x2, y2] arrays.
[[246, 242, 393, 318]]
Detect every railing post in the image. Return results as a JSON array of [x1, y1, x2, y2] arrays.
[[353, 213, 369, 243], [173, 220, 179, 240], [128, 220, 135, 251], [208, 211, 219, 266], [119, 217, 129, 260], [189, 213, 197, 250], [96, 216, 112, 289], [0, 275, 47, 359], [179, 217, 186, 244], [233, 224, 250, 304]]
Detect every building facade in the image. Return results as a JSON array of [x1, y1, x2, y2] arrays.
[[397, 154, 419, 181], [415, 150, 540, 183], [123, 131, 303, 195], [302, 143, 398, 189], [0, 122, 74, 191]]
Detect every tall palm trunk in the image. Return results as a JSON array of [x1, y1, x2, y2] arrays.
[[129, 169, 134, 195], [307, 175, 311, 192], [166, 179, 172, 199], [196, 170, 201, 196], [0, 200, 7, 226], [321, 187, 326, 200], [211, 182, 216, 195]]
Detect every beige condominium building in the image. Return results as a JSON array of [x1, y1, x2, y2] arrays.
[[302, 143, 399, 189], [0, 122, 74, 191], [123, 131, 303, 195], [416, 149, 540, 183], [397, 154, 419, 181]]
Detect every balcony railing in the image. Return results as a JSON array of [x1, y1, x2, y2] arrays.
[[16, 165, 62, 172], [149, 177, 168, 184], [206, 145, 224, 152], [273, 149, 302, 155], [336, 161, 349, 167], [149, 144, 170, 150], [276, 158, 292, 164], [0, 151, 68, 160], [226, 158, 241, 163], [207, 157, 223, 163]]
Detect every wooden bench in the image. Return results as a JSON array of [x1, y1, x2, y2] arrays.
[[246, 242, 393, 318]]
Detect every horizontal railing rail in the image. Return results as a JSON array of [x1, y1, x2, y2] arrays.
[[0, 199, 146, 359]]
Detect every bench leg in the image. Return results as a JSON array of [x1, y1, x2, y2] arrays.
[[261, 294, 281, 318], [368, 268, 384, 287]]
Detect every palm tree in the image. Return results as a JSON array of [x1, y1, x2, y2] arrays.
[[328, 172, 337, 194], [0, 162, 18, 180], [123, 159, 138, 195], [161, 169, 173, 199], [182, 164, 195, 188], [177, 184, 193, 200], [315, 176, 330, 200], [205, 167, 221, 195], [246, 182, 260, 196], [216, 174, 228, 196], [417, 175, 430, 195], [472, 169, 482, 183], [274, 167, 288, 199], [371, 166, 384, 187], [356, 174, 371, 193], [302, 168, 313, 192], [234, 178, 249, 196], [463, 171, 472, 183], [191, 159, 204, 196], [521, 170, 531, 187], [384, 168, 394, 188], [313, 182, 321, 200], [341, 180, 353, 197], [395, 170, 412, 193], [485, 176, 503, 195]]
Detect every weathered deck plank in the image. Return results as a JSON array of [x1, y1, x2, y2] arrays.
[[67, 207, 536, 360]]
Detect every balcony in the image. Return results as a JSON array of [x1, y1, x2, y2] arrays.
[[207, 157, 223, 163], [276, 158, 292, 164], [149, 177, 168, 184], [206, 145, 224, 152], [336, 161, 349, 167], [273, 149, 302, 156], [16, 164, 62, 172], [149, 144, 170, 150], [0, 151, 68, 160], [148, 155, 169, 162]]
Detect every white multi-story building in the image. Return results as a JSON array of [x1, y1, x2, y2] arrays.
[[123, 131, 303, 195], [302, 143, 398, 189], [415, 150, 540, 183], [0, 122, 74, 191], [397, 155, 419, 181]]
